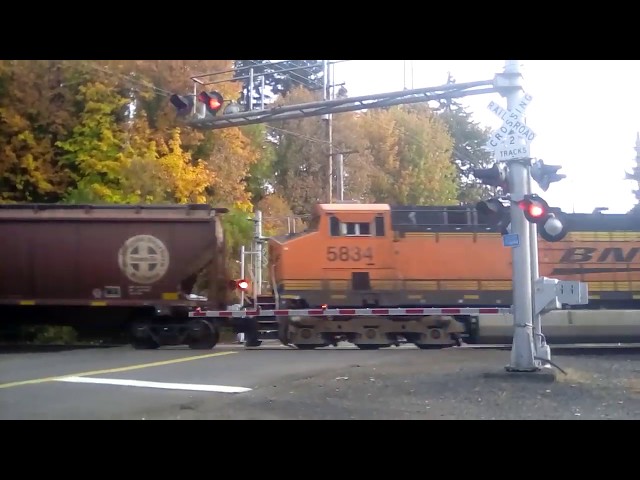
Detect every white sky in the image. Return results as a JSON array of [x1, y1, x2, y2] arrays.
[[331, 60, 640, 214]]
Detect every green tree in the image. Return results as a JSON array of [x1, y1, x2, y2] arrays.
[[436, 97, 497, 204], [625, 133, 640, 214]]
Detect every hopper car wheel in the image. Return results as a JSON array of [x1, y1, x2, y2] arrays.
[[294, 344, 322, 350], [130, 321, 160, 350], [187, 320, 220, 350]]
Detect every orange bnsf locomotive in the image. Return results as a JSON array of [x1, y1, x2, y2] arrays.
[[266, 202, 640, 349]]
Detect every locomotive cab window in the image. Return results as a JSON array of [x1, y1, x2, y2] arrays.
[[329, 216, 373, 237], [330, 216, 340, 236], [375, 216, 385, 236], [342, 222, 371, 236]]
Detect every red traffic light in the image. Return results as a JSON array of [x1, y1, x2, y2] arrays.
[[198, 91, 224, 115]]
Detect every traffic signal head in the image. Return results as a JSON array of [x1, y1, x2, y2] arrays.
[[473, 164, 508, 190], [198, 91, 224, 116], [516, 194, 568, 242], [530, 159, 566, 191], [169, 94, 195, 117]]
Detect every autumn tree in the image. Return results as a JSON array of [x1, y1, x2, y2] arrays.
[[0, 60, 82, 202], [265, 86, 373, 214], [56, 81, 133, 203], [256, 193, 304, 237], [359, 104, 459, 205]]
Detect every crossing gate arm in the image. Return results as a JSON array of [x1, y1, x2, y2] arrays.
[[189, 307, 512, 318]]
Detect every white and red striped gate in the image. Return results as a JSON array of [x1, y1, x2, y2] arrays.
[[189, 306, 511, 319]]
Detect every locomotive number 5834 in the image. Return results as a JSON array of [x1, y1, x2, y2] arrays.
[[326, 246, 373, 262]]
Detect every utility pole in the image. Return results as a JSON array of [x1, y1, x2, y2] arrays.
[[323, 60, 333, 204], [253, 210, 263, 299], [240, 245, 246, 306], [336, 153, 344, 201]]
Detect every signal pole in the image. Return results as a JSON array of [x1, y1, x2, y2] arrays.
[[323, 60, 334, 204], [527, 173, 549, 362], [496, 60, 538, 372]]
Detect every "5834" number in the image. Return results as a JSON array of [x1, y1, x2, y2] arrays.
[[326, 246, 373, 262]]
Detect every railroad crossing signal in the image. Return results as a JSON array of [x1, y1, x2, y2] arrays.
[[169, 94, 194, 117], [473, 163, 508, 190], [198, 91, 225, 116], [229, 279, 250, 291], [517, 194, 568, 242], [476, 196, 511, 235], [485, 93, 536, 161], [530, 159, 567, 191]]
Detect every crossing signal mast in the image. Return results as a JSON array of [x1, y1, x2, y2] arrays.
[[475, 60, 587, 374]]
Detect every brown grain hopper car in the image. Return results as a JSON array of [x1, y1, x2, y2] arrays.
[[0, 203, 233, 349]]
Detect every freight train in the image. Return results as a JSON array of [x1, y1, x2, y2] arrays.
[[0, 203, 234, 349], [246, 202, 640, 349], [2, 201, 640, 350]]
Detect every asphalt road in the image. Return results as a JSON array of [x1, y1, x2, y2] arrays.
[[0, 342, 417, 419], [2, 342, 640, 420]]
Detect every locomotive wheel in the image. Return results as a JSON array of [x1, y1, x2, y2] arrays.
[[294, 344, 322, 350], [356, 344, 386, 350], [131, 337, 160, 350], [278, 317, 291, 346], [415, 344, 448, 350]]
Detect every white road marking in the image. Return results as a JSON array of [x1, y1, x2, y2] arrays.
[[56, 376, 252, 393]]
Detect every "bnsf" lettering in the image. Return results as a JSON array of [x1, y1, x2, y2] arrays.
[[559, 247, 640, 263]]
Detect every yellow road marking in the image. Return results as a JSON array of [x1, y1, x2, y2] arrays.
[[0, 350, 238, 390]]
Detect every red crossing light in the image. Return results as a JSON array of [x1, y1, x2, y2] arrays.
[[518, 194, 549, 223], [517, 194, 569, 242], [198, 91, 224, 116], [237, 279, 249, 291]]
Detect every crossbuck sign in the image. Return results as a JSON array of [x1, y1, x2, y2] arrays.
[[486, 93, 536, 161]]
